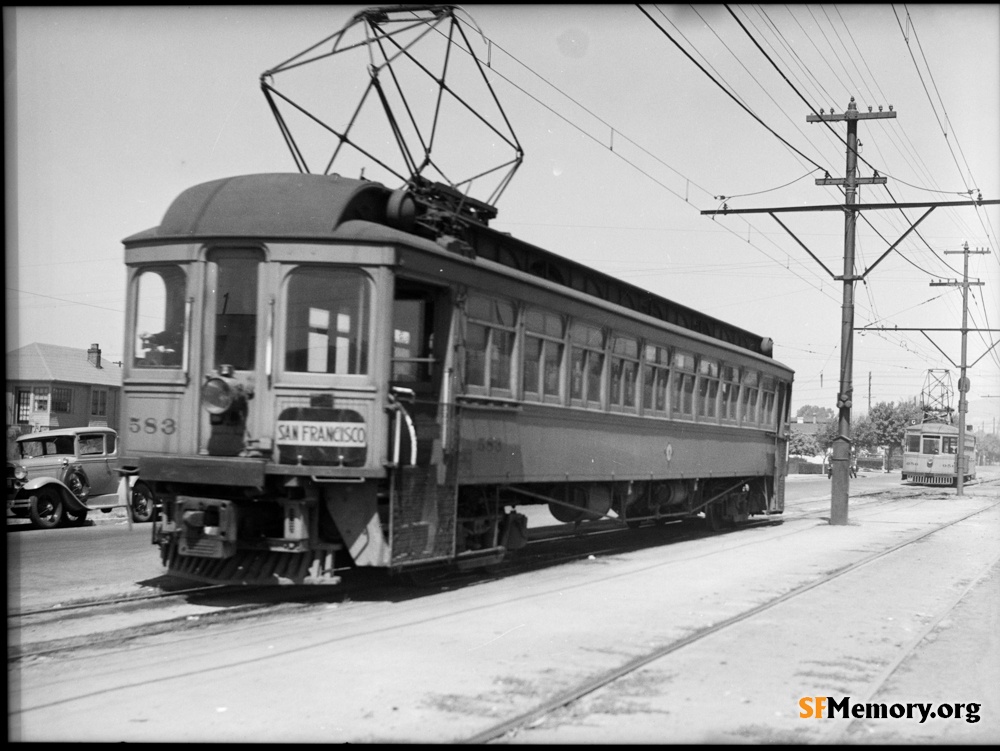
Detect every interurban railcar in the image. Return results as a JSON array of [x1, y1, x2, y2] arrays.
[[901, 421, 976, 485], [121, 173, 794, 584]]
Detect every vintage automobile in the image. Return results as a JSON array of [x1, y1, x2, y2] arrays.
[[7, 427, 156, 528]]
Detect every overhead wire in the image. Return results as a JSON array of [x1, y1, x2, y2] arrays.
[[719, 5, 960, 368], [446, 7, 838, 298], [456, 6, 982, 383]]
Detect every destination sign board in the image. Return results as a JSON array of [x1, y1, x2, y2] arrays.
[[276, 421, 367, 447]]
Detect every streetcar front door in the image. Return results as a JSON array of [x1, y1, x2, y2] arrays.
[[388, 280, 458, 565]]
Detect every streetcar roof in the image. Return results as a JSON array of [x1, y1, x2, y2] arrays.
[[124, 173, 783, 363]]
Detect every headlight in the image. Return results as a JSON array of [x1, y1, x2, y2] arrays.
[[202, 376, 236, 415], [14, 465, 27, 481]]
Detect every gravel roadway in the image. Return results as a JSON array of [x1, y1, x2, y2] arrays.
[[9, 472, 1000, 744]]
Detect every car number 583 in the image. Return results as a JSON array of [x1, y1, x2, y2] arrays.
[[129, 417, 177, 435]]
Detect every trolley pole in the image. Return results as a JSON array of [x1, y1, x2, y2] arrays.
[[809, 98, 892, 524], [935, 242, 990, 495]]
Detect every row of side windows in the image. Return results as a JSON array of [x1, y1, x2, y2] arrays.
[[462, 293, 783, 429]]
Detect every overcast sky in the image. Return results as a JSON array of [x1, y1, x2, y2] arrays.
[[6, 4, 999, 427]]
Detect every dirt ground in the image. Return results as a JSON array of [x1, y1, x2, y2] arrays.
[[9, 474, 1000, 743]]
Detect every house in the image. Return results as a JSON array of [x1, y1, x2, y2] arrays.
[[6, 343, 122, 454]]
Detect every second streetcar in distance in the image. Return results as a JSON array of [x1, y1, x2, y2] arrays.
[[901, 421, 976, 486]]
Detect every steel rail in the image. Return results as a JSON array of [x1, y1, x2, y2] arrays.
[[461, 498, 1000, 743]]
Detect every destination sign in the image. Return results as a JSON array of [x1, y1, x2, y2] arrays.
[[276, 421, 367, 447]]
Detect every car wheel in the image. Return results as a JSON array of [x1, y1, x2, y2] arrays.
[[29, 488, 64, 529], [65, 469, 91, 501], [63, 508, 89, 527], [131, 482, 157, 523]]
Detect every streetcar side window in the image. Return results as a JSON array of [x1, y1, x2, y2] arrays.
[[759, 375, 778, 428], [697, 358, 720, 421], [670, 350, 696, 419], [740, 369, 760, 425], [609, 335, 639, 412], [905, 433, 921, 453], [134, 265, 187, 369], [465, 294, 516, 397], [641, 344, 670, 417], [522, 308, 564, 404], [569, 321, 605, 409], [285, 267, 371, 375], [719, 365, 740, 423]]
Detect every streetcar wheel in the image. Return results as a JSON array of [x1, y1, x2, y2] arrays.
[[704, 501, 727, 532], [29, 489, 64, 529], [63, 508, 89, 527], [130, 482, 157, 523]]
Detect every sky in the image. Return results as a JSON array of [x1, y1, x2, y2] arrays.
[[6, 4, 1000, 430]]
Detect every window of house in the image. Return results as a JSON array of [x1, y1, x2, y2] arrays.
[[285, 267, 371, 375], [465, 294, 516, 396], [51, 387, 72, 414], [609, 335, 639, 412], [569, 321, 605, 408], [522, 308, 564, 403], [16, 390, 31, 424], [32, 387, 49, 413], [670, 351, 696, 419], [697, 358, 720, 420], [91, 388, 108, 417], [642, 344, 670, 416]]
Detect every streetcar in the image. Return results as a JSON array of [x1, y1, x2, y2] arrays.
[[120, 173, 793, 584], [119, 6, 793, 585], [901, 421, 976, 486]]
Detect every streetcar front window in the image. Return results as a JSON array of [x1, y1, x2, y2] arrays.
[[905, 433, 921, 453], [285, 268, 371, 375], [210, 252, 260, 371], [134, 265, 187, 369], [942, 436, 958, 454], [922, 436, 941, 455]]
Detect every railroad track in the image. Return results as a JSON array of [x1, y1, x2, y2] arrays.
[[9, 481, 993, 664], [461, 498, 1000, 743]]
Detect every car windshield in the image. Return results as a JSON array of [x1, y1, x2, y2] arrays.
[[18, 436, 75, 459]]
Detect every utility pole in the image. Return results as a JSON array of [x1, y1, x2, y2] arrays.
[[807, 98, 893, 525], [932, 242, 990, 495], [701, 95, 999, 527]]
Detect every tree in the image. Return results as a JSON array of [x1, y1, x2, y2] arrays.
[[788, 430, 819, 457], [796, 405, 835, 421], [864, 399, 923, 468], [976, 431, 1000, 465], [815, 419, 840, 453]]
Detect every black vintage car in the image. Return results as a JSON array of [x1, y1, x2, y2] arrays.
[[7, 427, 156, 528]]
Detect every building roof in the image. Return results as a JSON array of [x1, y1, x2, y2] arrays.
[[6, 343, 122, 388]]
